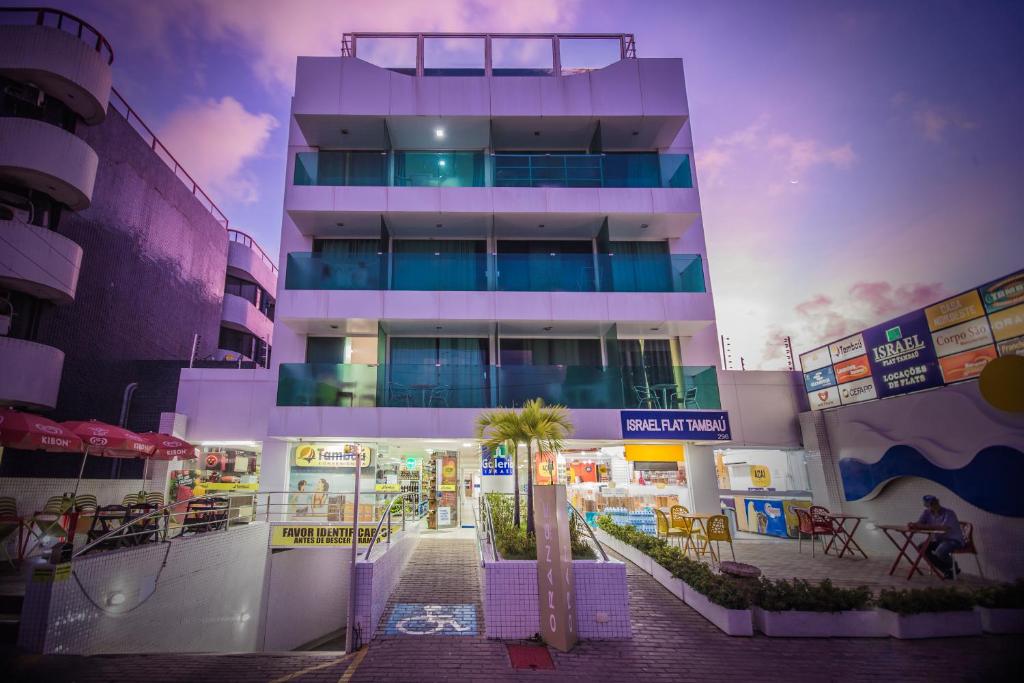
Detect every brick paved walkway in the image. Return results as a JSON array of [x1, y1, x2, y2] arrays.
[[3, 539, 1020, 682]]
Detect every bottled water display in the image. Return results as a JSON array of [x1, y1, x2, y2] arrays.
[[603, 506, 657, 535]]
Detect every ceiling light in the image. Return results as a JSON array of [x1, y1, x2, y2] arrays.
[[790, 179, 799, 184], [435, 127, 445, 138], [462, 443, 474, 448], [533, 131, 541, 136], [435, 223, 443, 228], [631, 130, 639, 136], [537, 224, 545, 228], [438, 159, 446, 167], [543, 326, 553, 331]]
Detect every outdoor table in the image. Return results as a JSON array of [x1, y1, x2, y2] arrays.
[[825, 513, 868, 559], [410, 383, 438, 407], [651, 383, 678, 409], [680, 514, 715, 559], [877, 524, 944, 579]]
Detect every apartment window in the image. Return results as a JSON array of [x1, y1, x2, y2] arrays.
[[0, 184, 64, 229], [218, 326, 270, 367], [499, 338, 602, 367], [294, 151, 387, 186], [0, 289, 47, 341], [0, 76, 77, 133], [306, 337, 346, 364]]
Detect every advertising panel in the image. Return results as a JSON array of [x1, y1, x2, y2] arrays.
[[743, 498, 789, 538], [798, 346, 832, 372], [828, 333, 866, 364], [925, 291, 985, 331], [833, 355, 872, 384], [803, 365, 837, 392], [939, 345, 998, 383], [980, 270, 1024, 313], [997, 335, 1024, 357], [269, 524, 398, 548], [292, 443, 372, 468], [807, 386, 840, 410], [864, 310, 942, 398], [931, 317, 995, 357], [481, 445, 512, 476], [838, 376, 878, 405], [988, 303, 1024, 342]]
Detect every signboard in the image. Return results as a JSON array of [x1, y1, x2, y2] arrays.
[[619, 410, 731, 441], [533, 484, 577, 652], [624, 444, 684, 462], [405, 457, 417, 470], [375, 483, 401, 493], [481, 445, 512, 476], [800, 268, 1024, 410], [292, 443, 372, 468], [269, 524, 398, 548], [437, 507, 451, 526], [749, 465, 772, 488]]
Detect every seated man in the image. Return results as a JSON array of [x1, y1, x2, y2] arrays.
[[909, 494, 964, 579]]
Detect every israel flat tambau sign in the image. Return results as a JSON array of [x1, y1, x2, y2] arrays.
[[620, 410, 732, 440]]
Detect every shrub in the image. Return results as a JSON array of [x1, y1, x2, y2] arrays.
[[876, 587, 975, 614], [756, 578, 872, 613], [486, 493, 595, 560], [974, 580, 1024, 609]]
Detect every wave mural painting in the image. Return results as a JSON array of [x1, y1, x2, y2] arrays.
[[839, 444, 1024, 517]]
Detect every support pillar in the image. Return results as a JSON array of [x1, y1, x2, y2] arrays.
[[684, 444, 720, 515], [259, 440, 291, 521]]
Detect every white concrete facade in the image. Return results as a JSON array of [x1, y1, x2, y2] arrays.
[[0, 117, 98, 210], [0, 335, 64, 408], [0, 218, 83, 303]]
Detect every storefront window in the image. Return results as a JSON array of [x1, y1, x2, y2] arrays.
[[168, 444, 261, 507]]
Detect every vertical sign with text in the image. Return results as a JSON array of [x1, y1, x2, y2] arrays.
[[533, 484, 577, 652]]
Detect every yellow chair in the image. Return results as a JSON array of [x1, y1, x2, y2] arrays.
[[654, 508, 687, 548], [669, 505, 697, 554], [705, 514, 736, 563]]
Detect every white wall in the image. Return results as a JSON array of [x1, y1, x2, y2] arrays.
[[718, 370, 805, 448], [262, 547, 350, 650]]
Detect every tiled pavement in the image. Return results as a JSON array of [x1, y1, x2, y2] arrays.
[[2, 537, 1021, 682]]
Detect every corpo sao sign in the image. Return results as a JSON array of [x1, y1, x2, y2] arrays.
[[620, 410, 732, 440]]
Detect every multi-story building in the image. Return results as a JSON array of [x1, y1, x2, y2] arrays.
[[173, 33, 806, 524], [0, 8, 275, 480]]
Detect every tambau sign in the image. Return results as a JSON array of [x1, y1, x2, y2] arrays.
[[534, 484, 577, 652]]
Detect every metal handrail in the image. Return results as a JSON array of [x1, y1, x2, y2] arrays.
[[482, 492, 609, 562], [0, 7, 114, 64], [228, 228, 279, 275], [363, 491, 420, 560], [479, 494, 500, 562], [70, 490, 401, 558]]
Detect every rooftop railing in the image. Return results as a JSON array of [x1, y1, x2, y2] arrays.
[[229, 228, 279, 275], [341, 32, 636, 77], [0, 7, 114, 64]]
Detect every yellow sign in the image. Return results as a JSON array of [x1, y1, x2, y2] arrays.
[[292, 443, 369, 468], [438, 484, 457, 492], [979, 355, 1024, 413], [988, 303, 1024, 342], [270, 524, 399, 548], [203, 482, 258, 491], [925, 291, 985, 331], [625, 444, 684, 462], [749, 465, 772, 488], [375, 483, 401, 493]]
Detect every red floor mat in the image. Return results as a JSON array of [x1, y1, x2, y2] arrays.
[[507, 643, 555, 670]]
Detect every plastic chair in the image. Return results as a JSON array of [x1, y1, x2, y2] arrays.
[[124, 503, 161, 545], [654, 508, 687, 548], [794, 507, 830, 557], [145, 492, 165, 507], [633, 385, 661, 409], [952, 521, 982, 579], [427, 384, 452, 407], [73, 494, 98, 513], [387, 382, 414, 407], [42, 496, 71, 514], [705, 514, 735, 563], [0, 497, 22, 567], [122, 493, 139, 506], [808, 505, 836, 554], [681, 386, 699, 408]]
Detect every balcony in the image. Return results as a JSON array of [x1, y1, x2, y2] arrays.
[[276, 363, 720, 410], [0, 117, 98, 209], [0, 336, 64, 408], [285, 251, 704, 293], [0, 219, 83, 303], [221, 293, 274, 341], [227, 229, 278, 296], [0, 8, 114, 124], [293, 151, 692, 189]]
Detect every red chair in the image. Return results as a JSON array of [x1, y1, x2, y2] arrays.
[[952, 521, 982, 579], [794, 507, 833, 556]]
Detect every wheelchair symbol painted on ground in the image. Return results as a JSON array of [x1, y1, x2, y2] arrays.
[[384, 603, 478, 636]]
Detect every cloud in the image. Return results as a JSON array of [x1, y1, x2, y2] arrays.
[[697, 116, 855, 190], [159, 96, 278, 204], [891, 92, 977, 142], [105, 0, 581, 90], [761, 280, 946, 366]]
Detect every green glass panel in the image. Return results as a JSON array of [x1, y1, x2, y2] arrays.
[[494, 253, 597, 291], [285, 252, 386, 290], [276, 363, 379, 407], [394, 151, 485, 187]]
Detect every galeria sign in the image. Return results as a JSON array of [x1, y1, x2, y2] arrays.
[[619, 410, 731, 440], [533, 484, 577, 652]]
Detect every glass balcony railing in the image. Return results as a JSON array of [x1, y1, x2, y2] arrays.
[[293, 151, 693, 189], [277, 363, 720, 410], [285, 251, 705, 293]]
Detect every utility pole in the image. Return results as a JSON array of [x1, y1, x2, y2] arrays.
[[721, 335, 734, 370], [740, 356, 746, 371]]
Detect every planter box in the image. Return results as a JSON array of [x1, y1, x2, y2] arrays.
[[880, 609, 982, 639], [650, 561, 686, 600], [753, 607, 885, 638], [977, 607, 1024, 634], [684, 584, 753, 636]]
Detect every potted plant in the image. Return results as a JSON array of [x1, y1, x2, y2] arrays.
[[974, 580, 1024, 634], [753, 579, 882, 637], [876, 587, 980, 638]]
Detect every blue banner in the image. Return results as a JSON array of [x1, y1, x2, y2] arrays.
[[803, 365, 837, 392], [480, 446, 512, 476], [620, 410, 731, 440], [863, 310, 943, 398]]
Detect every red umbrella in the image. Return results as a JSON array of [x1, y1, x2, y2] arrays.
[[0, 408, 84, 453], [139, 433, 197, 461], [61, 420, 154, 458], [62, 420, 155, 497]]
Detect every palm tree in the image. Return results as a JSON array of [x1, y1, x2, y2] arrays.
[[476, 398, 573, 535]]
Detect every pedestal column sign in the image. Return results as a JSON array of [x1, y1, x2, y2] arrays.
[[533, 484, 577, 652]]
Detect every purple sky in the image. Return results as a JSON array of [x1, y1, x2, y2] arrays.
[[40, 0, 1023, 367]]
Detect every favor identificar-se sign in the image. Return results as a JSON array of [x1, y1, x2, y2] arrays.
[[270, 524, 399, 548]]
